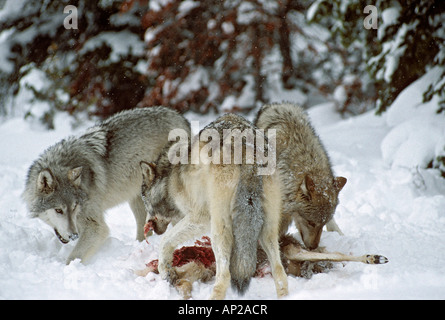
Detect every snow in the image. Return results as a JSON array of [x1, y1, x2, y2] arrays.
[[80, 31, 146, 64], [381, 66, 445, 169], [0, 0, 62, 74], [237, 2, 263, 25], [1, 86, 445, 299], [177, 0, 200, 18], [378, 5, 401, 40], [306, 0, 322, 22], [372, 16, 420, 83], [221, 22, 235, 35]]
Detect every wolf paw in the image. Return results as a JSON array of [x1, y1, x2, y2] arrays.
[[365, 255, 389, 264], [209, 288, 226, 300]]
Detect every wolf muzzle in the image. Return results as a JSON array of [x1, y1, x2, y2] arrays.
[[54, 229, 79, 244]]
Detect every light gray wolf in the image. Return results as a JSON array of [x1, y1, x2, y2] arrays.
[[136, 234, 388, 299], [23, 106, 190, 264], [140, 113, 288, 300], [254, 102, 347, 250]]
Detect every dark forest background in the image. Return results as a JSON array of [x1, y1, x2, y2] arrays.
[[1, 0, 443, 123]]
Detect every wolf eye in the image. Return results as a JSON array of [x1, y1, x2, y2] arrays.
[[55, 208, 63, 215]]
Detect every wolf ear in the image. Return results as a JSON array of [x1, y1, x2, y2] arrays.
[[300, 175, 315, 199], [334, 176, 347, 193], [140, 161, 156, 184], [37, 169, 55, 194], [68, 167, 83, 187]]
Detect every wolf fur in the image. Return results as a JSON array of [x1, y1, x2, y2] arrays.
[[23, 106, 190, 264], [140, 113, 288, 300], [255, 103, 347, 249]]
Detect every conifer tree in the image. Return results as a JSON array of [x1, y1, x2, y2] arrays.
[[309, 0, 445, 114]]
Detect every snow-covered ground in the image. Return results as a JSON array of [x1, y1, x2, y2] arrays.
[[1, 82, 445, 299]]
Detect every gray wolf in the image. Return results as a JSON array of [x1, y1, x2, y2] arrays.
[[140, 113, 288, 300], [136, 234, 388, 299], [23, 106, 190, 264], [254, 102, 347, 249]]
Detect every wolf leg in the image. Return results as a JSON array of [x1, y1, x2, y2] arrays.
[[66, 213, 109, 264], [261, 179, 288, 298], [129, 196, 147, 241], [259, 228, 289, 298], [260, 192, 288, 297], [158, 214, 208, 283], [208, 204, 232, 300]]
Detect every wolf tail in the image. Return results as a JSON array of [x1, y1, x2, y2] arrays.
[[230, 165, 264, 294]]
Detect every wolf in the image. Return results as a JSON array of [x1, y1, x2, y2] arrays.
[[140, 113, 288, 300], [254, 102, 347, 250], [22, 106, 190, 264]]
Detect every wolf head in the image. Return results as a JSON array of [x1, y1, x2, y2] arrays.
[[23, 166, 86, 244], [294, 175, 347, 250], [140, 161, 181, 235]]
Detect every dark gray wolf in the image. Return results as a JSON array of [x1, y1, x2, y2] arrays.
[[255, 102, 347, 249], [140, 113, 288, 299], [23, 106, 190, 264]]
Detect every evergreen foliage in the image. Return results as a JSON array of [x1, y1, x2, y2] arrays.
[[309, 0, 445, 114]]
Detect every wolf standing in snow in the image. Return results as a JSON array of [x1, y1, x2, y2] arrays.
[[140, 113, 288, 300], [255, 103, 347, 250], [23, 107, 190, 264]]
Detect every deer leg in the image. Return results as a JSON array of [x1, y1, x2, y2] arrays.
[[282, 241, 388, 265]]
